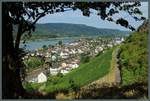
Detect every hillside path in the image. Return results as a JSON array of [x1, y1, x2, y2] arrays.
[[82, 47, 121, 89]]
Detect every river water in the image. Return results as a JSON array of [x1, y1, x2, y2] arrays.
[[20, 37, 79, 51]]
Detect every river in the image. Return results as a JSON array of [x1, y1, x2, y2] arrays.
[[20, 37, 80, 51]]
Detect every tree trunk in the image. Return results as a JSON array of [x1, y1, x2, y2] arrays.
[[2, 4, 25, 99], [15, 23, 22, 51]]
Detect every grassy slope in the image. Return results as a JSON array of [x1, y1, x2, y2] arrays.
[[84, 47, 120, 87], [42, 49, 113, 92]]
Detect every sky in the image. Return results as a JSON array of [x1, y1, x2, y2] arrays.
[[37, 2, 148, 31]]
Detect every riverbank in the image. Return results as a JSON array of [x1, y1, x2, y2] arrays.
[[20, 36, 102, 51]]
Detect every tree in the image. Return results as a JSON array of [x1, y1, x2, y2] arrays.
[[69, 79, 80, 98], [58, 40, 63, 46], [80, 53, 90, 63], [42, 45, 48, 50], [2, 1, 146, 98]]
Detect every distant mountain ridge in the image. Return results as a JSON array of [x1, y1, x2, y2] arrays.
[[32, 23, 131, 37]]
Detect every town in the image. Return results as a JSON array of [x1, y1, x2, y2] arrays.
[[23, 37, 124, 83]]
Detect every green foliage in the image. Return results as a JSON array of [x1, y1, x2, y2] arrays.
[[48, 44, 54, 48], [47, 76, 60, 85], [119, 32, 148, 85], [23, 82, 43, 91], [24, 57, 44, 71], [80, 53, 90, 63], [23, 83, 34, 91], [58, 40, 63, 46], [42, 45, 48, 50], [69, 79, 80, 92], [57, 72, 63, 78]]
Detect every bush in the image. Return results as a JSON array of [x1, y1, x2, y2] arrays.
[[80, 53, 90, 63], [42, 45, 48, 50], [119, 32, 148, 85], [57, 72, 63, 78], [24, 57, 44, 70]]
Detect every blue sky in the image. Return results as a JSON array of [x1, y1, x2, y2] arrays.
[[37, 2, 148, 31]]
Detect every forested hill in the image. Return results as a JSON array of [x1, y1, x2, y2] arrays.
[[31, 23, 130, 37]]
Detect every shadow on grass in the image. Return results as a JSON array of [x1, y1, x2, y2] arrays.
[[80, 82, 148, 99], [24, 82, 148, 99]]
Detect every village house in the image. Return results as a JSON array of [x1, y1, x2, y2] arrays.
[[61, 62, 68, 68], [71, 49, 76, 54], [60, 69, 69, 74], [37, 72, 47, 83], [69, 42, 79, 46], [115, 37, 124, 44], [77, 49, 84, 54], [45, 52, 51, 58], [107, 44, 113, 48], [60, 51, 69, 59], [25, 68, 48, 83], [51, 55, 57, 61], [31, 53, 35, 57], [49, 68, 60, 75], [69, 63, 79, 69]]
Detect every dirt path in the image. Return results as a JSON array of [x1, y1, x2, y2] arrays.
[[115, 47, 121, 83]]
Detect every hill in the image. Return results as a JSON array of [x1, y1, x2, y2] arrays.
[[32, 23, 130, 37], [119, 20, 148, 85]]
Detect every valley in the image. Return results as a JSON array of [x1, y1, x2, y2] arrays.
[[21, 21, 148, 99]]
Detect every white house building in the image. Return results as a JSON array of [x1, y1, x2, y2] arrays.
[[60, 52, 69, 59], [37, 72, 47, 83], [25, 68, 48, 83], [115, 37, 124, 44], [60, 69, 69, 74], [70, 63, 79, 69], [49, 68, 60, 75], [51, 55, 57, 61], [78, 49, 83, 54]]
